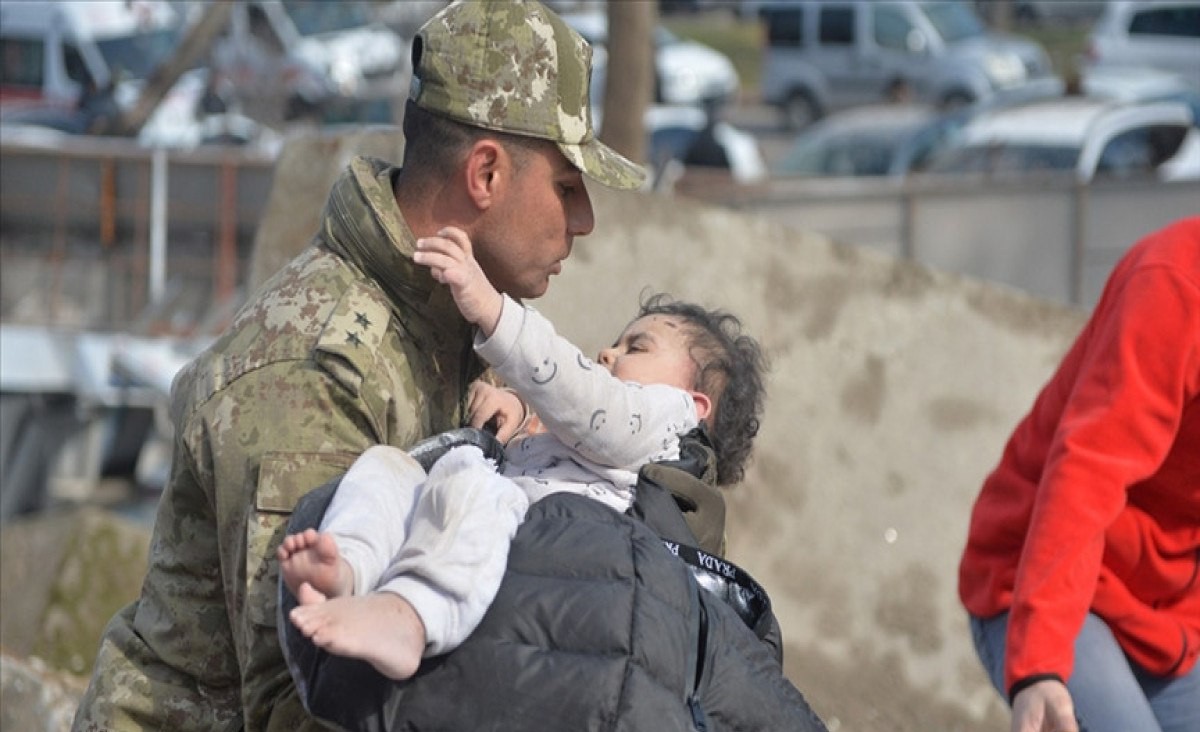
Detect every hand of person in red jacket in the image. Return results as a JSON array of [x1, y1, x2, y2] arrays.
[[1011, 680, 1077, 732]]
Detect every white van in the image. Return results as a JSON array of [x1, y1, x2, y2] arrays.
[[0, 0, 208, 146], [0, 1, 181, 107], [758, 1, 1064, 129]]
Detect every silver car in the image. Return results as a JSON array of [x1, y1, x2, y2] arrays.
[[922, 96, 1197, 182], [1082, 1, 1200, 92], [759, 1, 1062, 129]]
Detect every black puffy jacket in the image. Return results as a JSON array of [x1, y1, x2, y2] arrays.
[[280, 436, 827, 732]]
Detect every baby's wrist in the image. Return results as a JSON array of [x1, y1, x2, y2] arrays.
[[477, 290, 504, 338]]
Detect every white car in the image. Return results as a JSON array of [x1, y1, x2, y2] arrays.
[[562, 11, 739, 107], [0, 1, 271, 148], [1079, 66, 1200, 183], [208, 0, 408, 124], [923, 96, 1198, 182], [1082, 1, 1200, 92], [588, 52, 763, 189]]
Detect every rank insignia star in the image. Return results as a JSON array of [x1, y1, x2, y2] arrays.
[[345, 331, 363, 348], [354, 311, 372, 329]]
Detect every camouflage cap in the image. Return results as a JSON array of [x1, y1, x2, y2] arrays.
[[411, 0, 646, 190]]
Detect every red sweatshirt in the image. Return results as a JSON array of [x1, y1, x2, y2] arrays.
[[958, 216, 1200, 696]]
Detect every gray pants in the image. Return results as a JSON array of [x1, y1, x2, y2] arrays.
[[970, 611, 1200, 732]]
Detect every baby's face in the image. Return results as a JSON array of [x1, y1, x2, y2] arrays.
[[596, 315, 696, 391]]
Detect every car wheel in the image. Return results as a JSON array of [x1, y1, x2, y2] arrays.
[[781, 90, 819, 131]]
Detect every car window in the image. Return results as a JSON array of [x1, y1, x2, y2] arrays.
[[764, 7, 805, 47], [1096, 125, 1188, 178], [282, 0, 372, 36], [874, 6, 914, 50], [929, 144, 1079, 175], [63, 44, 91, 85], [1128, 6, 1200, 39], [831, 139, 894, 175], [95, 27, 182, 81], [919, 2, 985, 42], [778, 128, 899, 176], [248, 4, 286, 53], [819, 6, 855, 46], [1096, 129, 1154, 178], [0, 37, 44, 89], [903, 116, 968, 172]]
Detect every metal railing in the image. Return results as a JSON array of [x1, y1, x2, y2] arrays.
[[676, 169, 1200, 310], [0, 133, 276, 332]]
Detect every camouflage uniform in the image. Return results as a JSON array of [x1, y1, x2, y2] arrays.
[[73, 157, 484, 731]]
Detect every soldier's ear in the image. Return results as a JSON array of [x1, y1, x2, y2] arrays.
[[464, 139, 504, 210]]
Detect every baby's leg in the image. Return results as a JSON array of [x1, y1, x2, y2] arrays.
[[289, 591, 426, 681], [377, 445, 529, 655], [277, 528, 353, 600], [286, 445, 525, 680], [321, 445, 428, 595]]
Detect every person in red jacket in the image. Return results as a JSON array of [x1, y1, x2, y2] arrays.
[[958, 216, 1200, 732]]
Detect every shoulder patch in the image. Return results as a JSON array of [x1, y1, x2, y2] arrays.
[[315, 281, 392, 396]]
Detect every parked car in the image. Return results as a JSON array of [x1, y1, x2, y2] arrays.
[[1082, 2, 1200, 92], [758, 0, 1062, 130], [774, 102, 969, 177], [1080, 65, 1200, 182], [0, 1, 245, 148], [207, 0, 408, 125], [561, 10, 739, 107], [921, 96, 1197, 182], [587, 51, 763, 189]]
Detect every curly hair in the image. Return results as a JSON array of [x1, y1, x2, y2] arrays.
[[637, 293, 768, 486]]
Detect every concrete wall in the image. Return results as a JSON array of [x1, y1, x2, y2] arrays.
[[247, 130, 1093, 730]]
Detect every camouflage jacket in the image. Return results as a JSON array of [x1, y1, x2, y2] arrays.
[[73, 157, 484, 732]]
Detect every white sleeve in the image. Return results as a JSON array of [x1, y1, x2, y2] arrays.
[[475, 296, 698, 468]]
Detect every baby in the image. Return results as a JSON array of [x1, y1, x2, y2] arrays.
[[278, 226, 766, 681]]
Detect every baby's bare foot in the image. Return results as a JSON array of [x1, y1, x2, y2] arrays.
[[278, 529, 353, 599], [289, 592, 427, 681]]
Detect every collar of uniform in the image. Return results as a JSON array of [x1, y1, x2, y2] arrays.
[[322, 155, 470, 344]]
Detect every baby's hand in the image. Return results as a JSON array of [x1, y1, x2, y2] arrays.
[[467, 381, 527, 444], [414, 227, 502, 336]]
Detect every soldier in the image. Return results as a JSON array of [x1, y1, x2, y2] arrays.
[[72, 2, 644, 729]]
